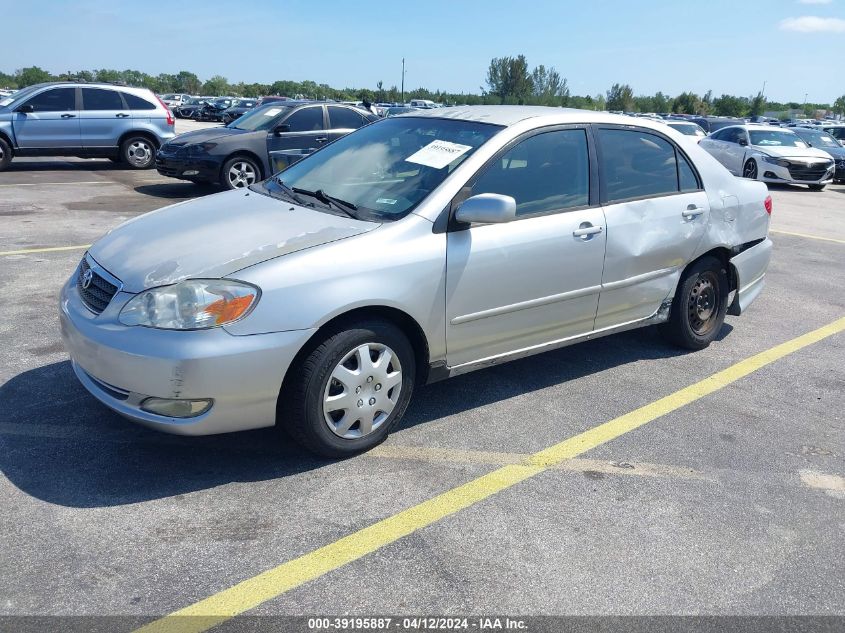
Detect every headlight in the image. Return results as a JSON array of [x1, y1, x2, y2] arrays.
[[119, 279, 259, 329], [188, 142, 217, 153], [762, 156, 790, 167]]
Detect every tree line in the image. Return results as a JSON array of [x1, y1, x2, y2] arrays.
[[2, 62, 843, 118]]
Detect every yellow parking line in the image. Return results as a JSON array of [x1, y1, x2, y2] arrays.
[[770, 229, 845, 245], [0, 244, 90, 256], [135, 315, 845, 633]]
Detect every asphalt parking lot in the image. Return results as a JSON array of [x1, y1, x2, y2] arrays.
[[0, 123, 843, 631]]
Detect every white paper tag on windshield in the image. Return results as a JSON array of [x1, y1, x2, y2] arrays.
[[263, 108, 282, 116], [405, 140, 472, 169]]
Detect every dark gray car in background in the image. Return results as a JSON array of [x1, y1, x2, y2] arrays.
[[155, 101, 377, 189], [0, 82, 175, 170]]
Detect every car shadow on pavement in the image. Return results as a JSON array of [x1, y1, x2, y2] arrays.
[[0, 324, 731, 509], [134, 183, 220, 199], [4, 159, 127, 172]]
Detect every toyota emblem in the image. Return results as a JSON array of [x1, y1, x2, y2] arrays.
[[81, 268, 94, 290]]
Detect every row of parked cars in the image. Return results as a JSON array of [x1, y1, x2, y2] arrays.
[[619, 113, 845, 190]]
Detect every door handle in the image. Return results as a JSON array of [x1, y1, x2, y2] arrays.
[[682, 204, 705, 219], [115, 113, 130, 118], [315, 137, 328, 143], [572, 223, 604, 239], [60, 113, 76, 118]]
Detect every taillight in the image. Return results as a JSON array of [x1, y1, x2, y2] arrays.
[[764, 195, 773, 215], [154, 94, 175, 126]]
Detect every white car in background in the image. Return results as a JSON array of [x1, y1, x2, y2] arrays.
[[665, 120, 707, 140], [699, 125, 835, 191], [160, 93, 193, 108]]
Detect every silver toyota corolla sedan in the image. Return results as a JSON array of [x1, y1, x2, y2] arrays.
[[60, 106, 773, 456]]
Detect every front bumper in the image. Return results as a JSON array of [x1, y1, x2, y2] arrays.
[[155, 151, 220, 182], [758, 159, 834, 186], [59, 275, 315, 435]]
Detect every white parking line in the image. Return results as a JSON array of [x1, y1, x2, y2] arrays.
[[0, 181, 111, 187]]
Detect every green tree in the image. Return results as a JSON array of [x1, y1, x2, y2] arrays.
[[530, 65, 568, 105], [672, 92, 700, 115], [202, 75, 229, 95], [833, 95, 845, 116], [175, 71, 201, 94], [748, 92, 766, 117], [712, 94, 746, 117], [606, 83, 634, 111], [653, 91, 669, 113], [15, 66, 53, 87], [486, 55, 533, 104]]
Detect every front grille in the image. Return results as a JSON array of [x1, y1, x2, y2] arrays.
[[787, 160, 832, 181], [77, 258, 118, 314]]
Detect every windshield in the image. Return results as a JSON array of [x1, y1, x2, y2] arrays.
[[229, 104, 294, 131], [796, 131, 841, 149], [255, 116, 503, 222], [669, 122, 706, 137], [0, 84, 41, 108], [749, 130, 807, 148]]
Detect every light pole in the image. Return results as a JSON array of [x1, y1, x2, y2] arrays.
[[401, 58, 406, 104]]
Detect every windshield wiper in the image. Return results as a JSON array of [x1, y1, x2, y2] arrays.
[[266, 177, 309, 206], [291, 187, 359, 218]]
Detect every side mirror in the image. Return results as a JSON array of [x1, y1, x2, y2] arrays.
[[16, 104, 34, 113], [738, 138, 748, 146], [273, 123, 291, 136], [455, 193, 517, 225]]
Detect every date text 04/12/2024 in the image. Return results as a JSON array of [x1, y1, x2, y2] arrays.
[[307, 617, 528, 630]]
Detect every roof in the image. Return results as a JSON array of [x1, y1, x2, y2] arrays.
[[407, 105, 628, 127]]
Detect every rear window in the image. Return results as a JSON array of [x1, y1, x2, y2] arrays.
[[328, 106, 368, 130], [122, 92, 156, 110], [597, 128, 699, 202], [82, 88, 124, 111]]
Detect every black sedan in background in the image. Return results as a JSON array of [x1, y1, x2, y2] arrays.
[[221, 99, 259, 125], [156, 101, 377, 189], [174, 97, 210, 118], [193, 97, 238, 121], [791, 127, 845, 183]]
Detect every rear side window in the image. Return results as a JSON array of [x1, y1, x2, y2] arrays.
[[328, 106, 367, 130], [285, 107, 324, 132], [597, 128, 692, 202], [82, 88, 124, 111], [24, 88, 76, 112], [471, 129, 590, 217], [122, 92, 156, 110], [678, 152, 700, 192]]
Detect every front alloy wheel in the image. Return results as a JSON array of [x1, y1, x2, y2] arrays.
[[223, 157, 259, 189], [122, 137, 155, 169], [742, 159, 758, 179]]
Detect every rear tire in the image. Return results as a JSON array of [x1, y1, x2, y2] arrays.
[[0, 137, 13, 171], [659, 256, 729, 351], [120, 135, 156, 169], [278, 320, 415, 458], [808, 184, 825, 191]]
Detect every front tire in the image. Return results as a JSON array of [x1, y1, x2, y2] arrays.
[[659, 256, 729, 350], [279, 320, 416, 457], [742, 158, 758, 180], [0, 137, 13, 171], [120, 136, 156, 169], [221, 155, 261, 189]]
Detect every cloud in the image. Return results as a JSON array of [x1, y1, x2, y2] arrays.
[[779, 15, 845, 31], [797, 0, 833, 4]]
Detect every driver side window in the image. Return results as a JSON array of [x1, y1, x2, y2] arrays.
[[470, 129, 590, 217], [285, 107, 324, 132]]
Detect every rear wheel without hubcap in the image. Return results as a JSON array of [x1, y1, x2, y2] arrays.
[[659, 255, 728, 350], [0, 137, 13, 171], [121, 137, 155, 169]]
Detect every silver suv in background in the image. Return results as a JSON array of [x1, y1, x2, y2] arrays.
[[0, 82, 176, 171]]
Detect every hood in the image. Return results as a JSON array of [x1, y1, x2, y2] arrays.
[[164, 127, 249, 147], [755, 144, 833, 161], [89, 189, 378, 293]]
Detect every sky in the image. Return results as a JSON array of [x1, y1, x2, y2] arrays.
[[1, 0, 843, 103]]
